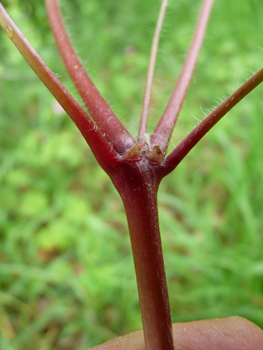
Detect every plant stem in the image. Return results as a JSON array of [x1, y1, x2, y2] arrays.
[[138, 0, 169, 143], [112, 162, 174, 350], [151, 0, 214, 152], [45, 0, 135, 153], [0, 4, 120, 172], [161, 67, 263, 177]]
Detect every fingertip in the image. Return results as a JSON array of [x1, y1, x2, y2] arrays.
[[88, 316, 263, 350], [172, 316, 263, 350]]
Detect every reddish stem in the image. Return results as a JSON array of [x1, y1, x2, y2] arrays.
[[0, 4, 120, 173], [45, 0, 135, 153], [151, 0, 214, 153], [111, 162, 174, 350], [160, 67, 263, 177]]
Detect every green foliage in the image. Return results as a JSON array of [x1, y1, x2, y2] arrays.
[[1, 0, 263, 349]]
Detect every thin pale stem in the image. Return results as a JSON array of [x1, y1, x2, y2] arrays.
[[159, 68, 263, 177], [138, 0, 169, 143], [151, 0, 214, 152], [45, 0, 135, 153], [0, 4, 120, 172]]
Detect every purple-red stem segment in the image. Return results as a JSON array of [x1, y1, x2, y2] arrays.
[[45, 0, 135, 154], [161, 67, 263, 177], [151, 0, 214, 153], [0, 4, 120, 174], [111, 163, 174, 350]]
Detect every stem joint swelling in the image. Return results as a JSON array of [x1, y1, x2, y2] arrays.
[[123, 143, 164, 165]]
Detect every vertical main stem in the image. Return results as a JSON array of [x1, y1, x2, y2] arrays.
[[118, 168, 174, 350]]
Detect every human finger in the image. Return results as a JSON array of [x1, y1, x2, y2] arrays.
[[89, 316, 263, 350]]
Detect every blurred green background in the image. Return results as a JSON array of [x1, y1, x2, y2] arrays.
[[1, 0, 263, 349]]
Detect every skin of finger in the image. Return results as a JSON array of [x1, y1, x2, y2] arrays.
[[88, 316, 263, 350]]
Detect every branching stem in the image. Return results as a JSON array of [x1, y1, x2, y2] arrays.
[[2, 2, 263, 350]]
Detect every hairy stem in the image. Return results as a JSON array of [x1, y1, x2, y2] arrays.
[[112, 163, 174, 350], [45, 0, 135, 153], [151, 0, 214, 152], [138, 0, 169, 143], [160, 67, 263, 177], [0, 4, 120, 172]]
